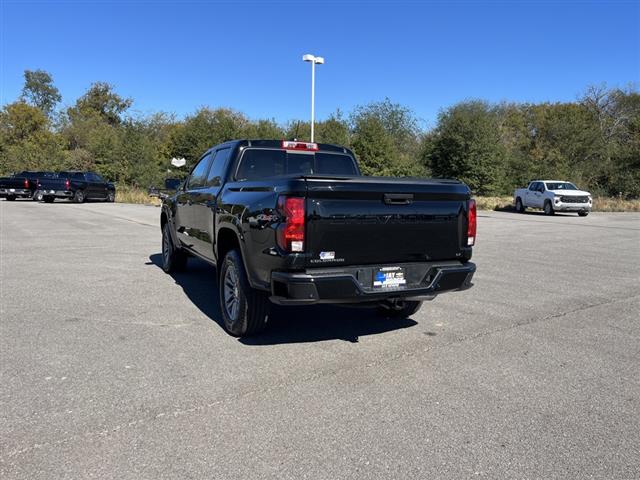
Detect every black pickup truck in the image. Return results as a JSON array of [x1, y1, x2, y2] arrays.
[[161, 140, 476, 336], [0, 171, 55, 200], [37, 171, 116, 203]]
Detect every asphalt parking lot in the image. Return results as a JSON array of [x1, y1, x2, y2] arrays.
[[1, 200, 639, 479]]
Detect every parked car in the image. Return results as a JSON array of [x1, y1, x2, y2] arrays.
[[514, 180, 592, 216], [0, 171, 56, 201], [37, 171, 116, 203], [160, 139, 477, 337]]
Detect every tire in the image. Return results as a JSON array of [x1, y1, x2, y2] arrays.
[[33, 191, 44, 202], [73, 189, 85, 203], [376, 300, 423, 318], [515, 197, 525, 213], [6, 195, 16, 201], [578, 211, 589, 217], [43, 196, 55, 203], [543, 201, 555, 216], [161, 222, 187, 273], [219, 249, 269, 337], [106, 191, 115, 203]]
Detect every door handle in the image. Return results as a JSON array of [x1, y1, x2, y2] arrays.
[[384, 193, 413, 205]]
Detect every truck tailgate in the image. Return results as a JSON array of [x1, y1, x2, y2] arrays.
[[304, 176, 471, 266], [38, 178, 67, 190], [0, 177, 29, 189]]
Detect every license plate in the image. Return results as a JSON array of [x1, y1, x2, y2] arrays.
[[373, 266, 406, 289]]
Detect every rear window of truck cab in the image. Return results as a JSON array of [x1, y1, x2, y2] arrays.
[[235, 149, 358, 181], [545, 182, 578, 191], [58, 172, 85, 180]]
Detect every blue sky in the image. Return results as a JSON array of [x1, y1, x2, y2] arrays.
[[1, 0, 639, 127]]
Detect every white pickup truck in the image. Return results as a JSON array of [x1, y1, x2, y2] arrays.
[[514, 180, 592, 216]]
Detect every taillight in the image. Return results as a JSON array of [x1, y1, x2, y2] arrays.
[[276, 196, 305, 253], [65, 179, 70, 190], [467, 199, 477, 246], [24, 178, 29, 188]]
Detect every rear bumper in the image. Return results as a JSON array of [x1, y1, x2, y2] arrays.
[[269, 261, 476, 305], [39, 189, 73, 198], [0, 188, 31, 197]]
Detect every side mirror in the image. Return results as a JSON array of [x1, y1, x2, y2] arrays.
[[164, 178, 181, 190]]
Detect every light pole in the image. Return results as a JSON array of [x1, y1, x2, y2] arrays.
[[302, 54, 324, 142]]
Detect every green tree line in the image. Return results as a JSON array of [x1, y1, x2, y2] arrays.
[[1, 69, 638, 197]]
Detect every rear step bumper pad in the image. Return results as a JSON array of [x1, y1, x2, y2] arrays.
[[270, 261, 475, 305]]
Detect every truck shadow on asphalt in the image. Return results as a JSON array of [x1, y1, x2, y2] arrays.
[[148, 254, 418, 345]]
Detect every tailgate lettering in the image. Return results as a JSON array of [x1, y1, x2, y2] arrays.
[[328, 214, 455, 225]]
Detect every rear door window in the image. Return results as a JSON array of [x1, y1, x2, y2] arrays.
[[187, 153, 212, 189], [206, 148, 232, 187]]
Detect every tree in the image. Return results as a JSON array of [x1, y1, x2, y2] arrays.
[[578, 85, 640, 196], [2, 73, 638, 199], [166, 108, 248, 167], [350, 99, 424, 176], [0, 101, 64, 173], [284, 120, 311, 141], [58, 82, 134, 178], [282, 115, 351, 146], [581, 84, 634, 144], [316, 110, 350, 146], [494, 102, 535, 190], [243, 119, 284, 139], [0, 102, 48, 143], [351, 115, 397, 176], [428, 101, 505, 195], [68, 82, 132, 126], [20, 69, 62, 117], [526, 102, 602, 186], [351, 99, 420, 151]]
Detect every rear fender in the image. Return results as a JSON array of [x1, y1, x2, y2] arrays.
[[216, 222, 266, 290], [161, 205, 181, 249]]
